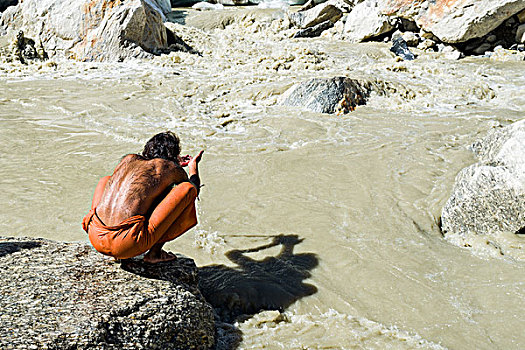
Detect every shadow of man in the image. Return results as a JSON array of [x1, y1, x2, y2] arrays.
[[198, 234, 318, 323]]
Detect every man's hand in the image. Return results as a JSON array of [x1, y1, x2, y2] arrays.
[[189, 150, 204, 175], [178, 154, 192, 167]]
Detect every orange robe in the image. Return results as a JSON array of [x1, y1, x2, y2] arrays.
[[82, 180, 197, 259]]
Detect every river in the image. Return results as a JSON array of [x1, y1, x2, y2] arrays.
[[0, 7, 524, 349]]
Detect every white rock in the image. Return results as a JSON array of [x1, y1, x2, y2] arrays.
[[417, 38, 435, 50], [384, 0, 525, 44], [344, 0, 393, 43], [402, 31, 419, 46], [289, 3, 343, 29], [0, 0, 168, 61]]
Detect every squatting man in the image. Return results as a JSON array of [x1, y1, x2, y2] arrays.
[[82, 132, 204, 263]]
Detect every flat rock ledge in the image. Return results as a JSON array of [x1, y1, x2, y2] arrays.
[[0, 237, 215, 349]]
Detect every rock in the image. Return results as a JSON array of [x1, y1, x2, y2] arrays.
[[344, 0, 394, 43], [280, 77, 371, 114], [490, 46, 525, 61], [383, 0, 525, 44], [0, 0, 16, 12], [0, 0, 170, 61], [441, 120, 525, 259], [417, 38, 435, 51], [473, 42, 493, 55], [390, 37, 415, 60], [293, 19, 334, 38], [289, 3, 343, 29], [298, 0, 316, 12], [518, 8, 525, 23], [486, 34, 498, 43], [439, 44, 464, 59], [212, 0, 249, 5], [10, 30, 47, 64], [516, 24, 525, 43], [402, 31, 420, 46], [0, 237, 215, 349], [326, 0, 354, 13]]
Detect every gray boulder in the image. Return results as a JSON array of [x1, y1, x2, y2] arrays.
[[0, 237, 215, 349], [383, 0, 525, 44], [344, 0, 394, 43], [280, 77, 371, 114], [0, 0, 171, 61], [289, 3, 343, 29], [441, 120, 525, 259]]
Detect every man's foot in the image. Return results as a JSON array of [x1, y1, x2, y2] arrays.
[[143, 249, 177, 264]]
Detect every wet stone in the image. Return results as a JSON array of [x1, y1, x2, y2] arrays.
[[293, 20, 334, 38], [280, 77, 371, 114], [390, 37, 415, 60], [0, 237, 215, 349]]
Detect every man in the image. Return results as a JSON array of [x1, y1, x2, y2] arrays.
[[82, 132, 203, 263]]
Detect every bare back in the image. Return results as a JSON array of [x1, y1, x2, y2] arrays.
[[96, 154, 188, 226]]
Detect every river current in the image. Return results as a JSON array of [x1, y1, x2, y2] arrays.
[[1, 7, 524, 349]]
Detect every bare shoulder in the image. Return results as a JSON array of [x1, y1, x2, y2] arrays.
[[150, 158, 188, 184]]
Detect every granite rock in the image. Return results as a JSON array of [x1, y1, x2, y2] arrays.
[[0, 237, 215, 349], [441, 120, 525, 259], [344, 0, 394, 43], [0, 0, 171, 61], [383, 0, 525, 44], [289, 3, 343, 29]]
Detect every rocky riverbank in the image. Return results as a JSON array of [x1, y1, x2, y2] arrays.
[[0, 237, 215, 349], [1, 0, 524, 63]]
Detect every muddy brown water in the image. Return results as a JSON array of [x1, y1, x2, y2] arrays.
[[1, 7, 524, 349]]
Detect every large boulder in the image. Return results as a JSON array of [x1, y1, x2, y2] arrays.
[[280, 77, 371, 114], [382, 0, 525, 43], [0, 0, 171, 61], [289, 3, 343, 29], [344, 0, 394, 42], [0, 237, 215, 349], [441, 120, 525, 260]]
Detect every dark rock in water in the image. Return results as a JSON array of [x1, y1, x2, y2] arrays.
[[0, 237, 215, 349], [390, 37, 415, 60], [11, 30, 47, 64], [293, 20, 334, 38], [280, 77, 371, 114], [0, 0, 17, 13], [441, 120, 525, 260]]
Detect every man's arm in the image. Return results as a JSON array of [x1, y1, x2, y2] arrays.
[[188, 150, 204, 195]]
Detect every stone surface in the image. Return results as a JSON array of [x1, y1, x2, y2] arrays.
[[0, 0, 16, 12], [0, 237, 215, 349], [280, 77, 371, 114], [344, 0, 394, 43], [390, 36, 415, 60], [0, 0, 170, 61], [441, 120, 525, 260], [293, 20, 334, 38], [289, 3, 343, 29], [516, 24, 525, 43], [382, 0, 525, 44]]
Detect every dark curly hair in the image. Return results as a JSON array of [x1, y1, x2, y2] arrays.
[[141, 131, 181, 164]]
